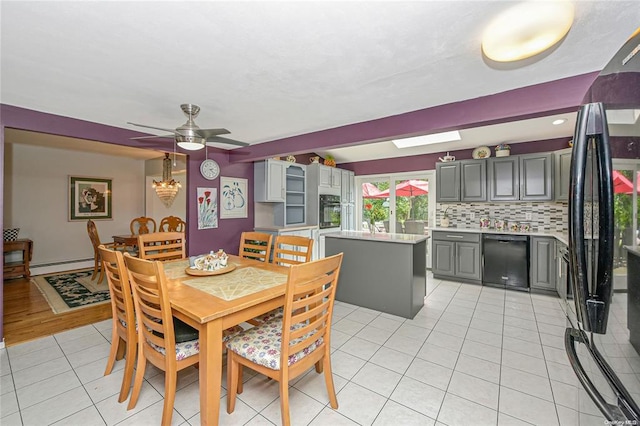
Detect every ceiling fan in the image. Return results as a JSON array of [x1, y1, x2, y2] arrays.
[[128, 104, 249, 150]]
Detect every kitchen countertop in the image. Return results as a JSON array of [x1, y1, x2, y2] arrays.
[[429, 227, 568, 245], [324, 230, 429, 244], [625, 246, 640, 257], [254, 225, 318, 232]]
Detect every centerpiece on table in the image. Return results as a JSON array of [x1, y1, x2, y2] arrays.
[[187, 249, 235, 276]]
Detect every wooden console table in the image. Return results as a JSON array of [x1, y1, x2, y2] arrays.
[[3, 239, 33, 279]]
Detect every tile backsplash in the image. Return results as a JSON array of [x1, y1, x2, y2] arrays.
[[436, 201, 569, 233]]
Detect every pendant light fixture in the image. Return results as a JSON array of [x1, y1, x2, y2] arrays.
[[153, 152, 182, 207]]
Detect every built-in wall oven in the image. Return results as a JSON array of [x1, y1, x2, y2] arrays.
[[319, 194, 341, 229]]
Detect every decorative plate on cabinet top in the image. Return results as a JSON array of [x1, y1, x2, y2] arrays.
[[472, 146, 491, 159]]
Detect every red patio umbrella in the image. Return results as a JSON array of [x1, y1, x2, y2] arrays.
[[613, 170, 639, 194], [362, 182, 386, 198], [376, 179, 429, 198]]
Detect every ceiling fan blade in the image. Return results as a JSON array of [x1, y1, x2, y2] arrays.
[[205, 136, 249, 147], [127, 122, 178, 134], [130, 134, 174, 140], [196, 128, 231, 138]]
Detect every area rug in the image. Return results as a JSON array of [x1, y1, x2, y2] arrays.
[[31, 269, 111, 314]]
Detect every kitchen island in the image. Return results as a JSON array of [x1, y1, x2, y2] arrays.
[[324, 231, 428, 319], [627, 247, 640, 353]]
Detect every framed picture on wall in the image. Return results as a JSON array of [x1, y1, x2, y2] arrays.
[[69, 176, 113, 221], [197, 187, 218, 229], [220, 177, 248, 219]]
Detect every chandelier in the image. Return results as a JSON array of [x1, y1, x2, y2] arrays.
[[153, 153, 182, 207]]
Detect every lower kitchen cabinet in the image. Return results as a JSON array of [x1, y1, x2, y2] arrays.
[[432, 231, 481, 283], [530, 236, 557, 291], [253, 226, 319, 260]]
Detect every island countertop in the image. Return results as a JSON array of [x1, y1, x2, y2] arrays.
[[324, 230, 429, 244]]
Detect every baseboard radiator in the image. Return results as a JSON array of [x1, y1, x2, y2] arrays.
[[30, 258, 94, 276]]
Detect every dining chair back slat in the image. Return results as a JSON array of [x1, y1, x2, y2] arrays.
[[137, 232, 186, 261], [271, 235, 314, 266], [239, 231, 273, 262], [98, 245, 137, 403], [130, 216, 157, 235]]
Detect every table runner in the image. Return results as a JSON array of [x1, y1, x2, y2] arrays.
[[180, 266, 287, 301]]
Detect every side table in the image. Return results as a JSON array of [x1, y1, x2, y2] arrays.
[[3, 239, 33, 279]]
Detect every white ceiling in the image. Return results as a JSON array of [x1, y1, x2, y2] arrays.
[[1, 1, 639, 163]]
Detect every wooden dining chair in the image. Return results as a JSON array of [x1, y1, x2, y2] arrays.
[[272, 235, 314, 267], [239, 231, 273, 262], [159, 216, 186, 233], [123, 253, 200, 425], [98, 244, 137, 403], [249, 235, 315, 325], [130, 216, 157, 235], [226, 253, 344, 426], [87, 219, 117, 282], [137, 232, 185, 261]]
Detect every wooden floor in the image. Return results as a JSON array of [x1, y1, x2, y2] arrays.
[[3, 274, 112, 347]]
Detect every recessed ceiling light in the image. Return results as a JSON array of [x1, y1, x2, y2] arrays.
[[392, 131, 462, 149], [552, 119, 567, 125], [482, 1, 574, 62]]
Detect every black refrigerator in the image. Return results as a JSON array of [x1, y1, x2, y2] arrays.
[[566, 28, 640, 422]]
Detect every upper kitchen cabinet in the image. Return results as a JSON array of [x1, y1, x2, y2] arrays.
[[555, 148, 572, 201], [487, 153, 554, 201], [254, 159, 287, 202], [488, 157, 519, 201], [520, 153, 554, 201], [436, 160, 486, 202], [436, 162, 460, 202], [317, 165, 341, 189], [460, 160, 487, 202], [254, 159, 307, 226]]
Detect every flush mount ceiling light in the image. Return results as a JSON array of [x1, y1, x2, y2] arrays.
[[482, 1, 574, 62], [552, 118, 568, 125], [393, 130, 462, 149]]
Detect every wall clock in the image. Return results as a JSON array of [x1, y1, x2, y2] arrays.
[[200, 159, 220, 180]]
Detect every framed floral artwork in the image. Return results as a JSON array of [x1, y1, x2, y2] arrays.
[[197, 187, 218, 229], [69, 176, 112, 221], [220, 177, 248, 219]]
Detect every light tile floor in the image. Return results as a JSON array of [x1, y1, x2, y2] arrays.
[[0, 274, 626, 425]]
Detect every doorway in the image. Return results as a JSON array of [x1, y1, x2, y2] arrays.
[[612, 160, 640, 291]]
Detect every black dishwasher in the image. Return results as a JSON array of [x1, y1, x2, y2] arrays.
[[482, 234, 530, 290]]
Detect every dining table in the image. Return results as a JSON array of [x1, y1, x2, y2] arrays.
[[112, 234, 138, 248], [162, 255, 290, 425]]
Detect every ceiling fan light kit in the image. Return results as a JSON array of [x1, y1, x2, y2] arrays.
[[128, 103, 249, 150]]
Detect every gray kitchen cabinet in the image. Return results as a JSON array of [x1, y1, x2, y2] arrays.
[[520, 153, 554, 201], [433, 240, 455, 276], [254, 159, 286, 202], [436, 162, 461, 202], [554, 148, 572, 201], [488, 157, 519, 201], [432, 231, 481, 282], [531, 236, 557, 291], [460, 160, 487, 202]]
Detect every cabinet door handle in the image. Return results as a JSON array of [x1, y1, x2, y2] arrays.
[[446, 235, 464, 239]]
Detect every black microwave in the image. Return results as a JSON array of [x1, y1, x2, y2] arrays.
[[319, 194, 341, 229]]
